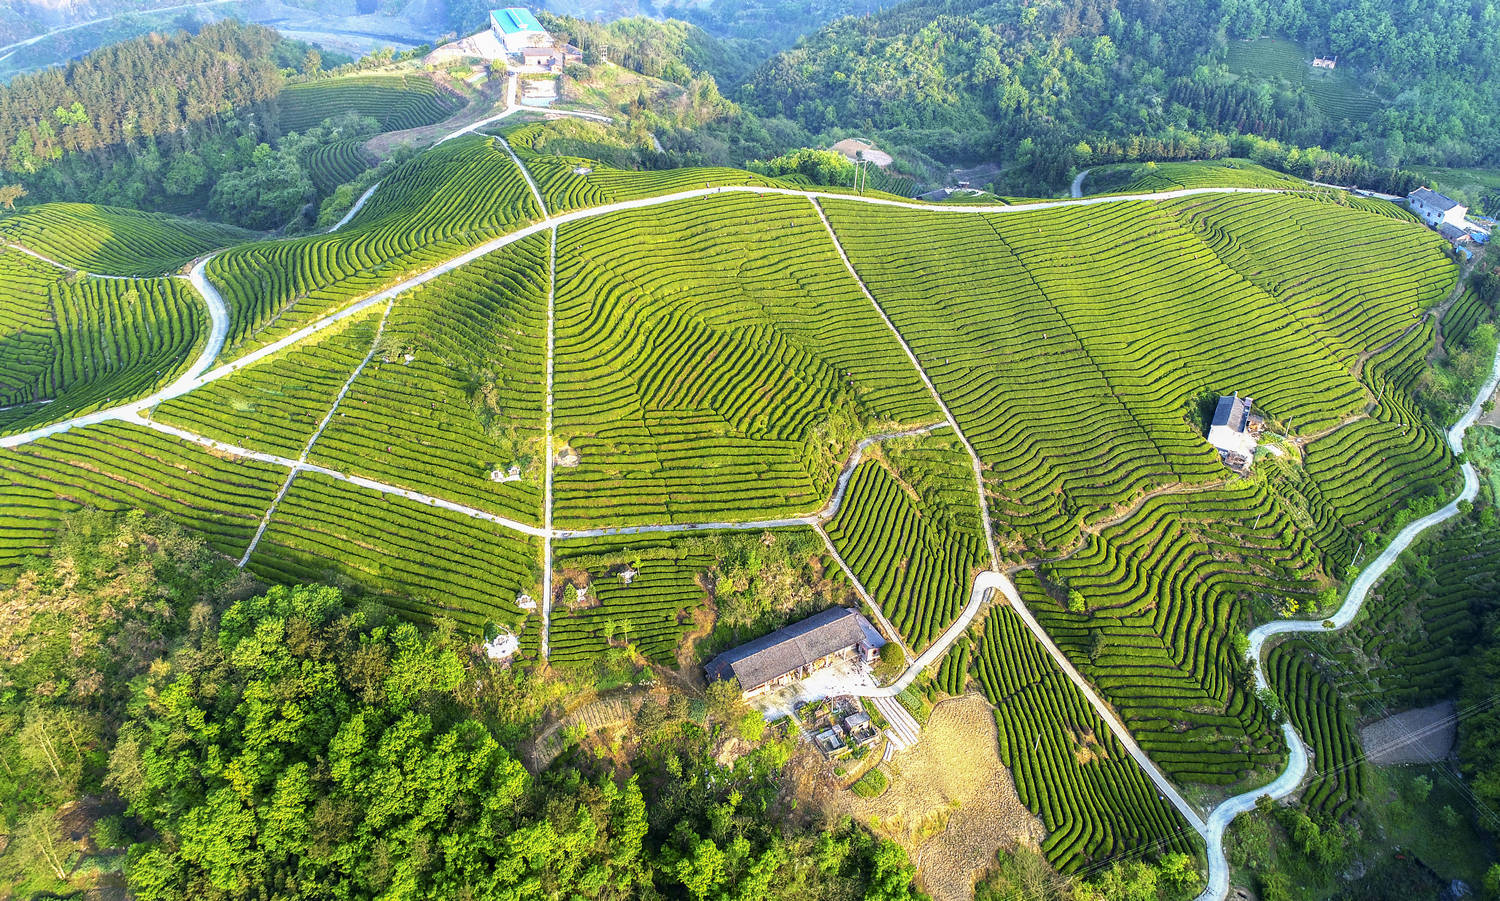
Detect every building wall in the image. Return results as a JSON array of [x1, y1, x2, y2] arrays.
[[496, 27, 548, 52], [1207, 425, 1255, 458], [1413, 199, 1468, 228]]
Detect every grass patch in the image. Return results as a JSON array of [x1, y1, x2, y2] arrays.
[[851, 767, 889, 798]]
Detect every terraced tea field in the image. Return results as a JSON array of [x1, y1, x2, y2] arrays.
[[507, 124, 780, 213], [820, 192, 1433, 553], [824, 434, 987, 649], [976, 606, 1198, 871], [277, 74, 464, 135], [1021, 482, 1318, 786], [207, 135, 541, 357], [0, 139, 1479, 892], [245, 471, 541, 634], [305, 140, 373, 193], [551, 192, 936, 527], [0, 202, 252, 276], [1083, 159, 1304, 195], [1225, 38, 1384, 124], [0, 249, 206, 433], [0, 421, 285, 573]]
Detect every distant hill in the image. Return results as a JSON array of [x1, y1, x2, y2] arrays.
[[741, 0, 1500, 193]]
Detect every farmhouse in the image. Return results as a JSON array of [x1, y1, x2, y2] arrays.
[[1311, 56, 1337, 69], [1438, 223, 1472, 245], [1206, 393, 1257, 470], [521, 46, 555, 67], [1408, 187, 1468, 229], [490, 7, 549, 54], [706, 606, 884, 698]]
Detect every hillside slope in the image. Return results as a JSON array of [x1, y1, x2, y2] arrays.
[[0, 138, 1472, 883]]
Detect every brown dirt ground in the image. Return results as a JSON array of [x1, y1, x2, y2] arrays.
[[832, 694, 1044, 901]]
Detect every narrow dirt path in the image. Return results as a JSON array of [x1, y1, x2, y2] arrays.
[[1, 240, 138, 280], [233, 297, 397, 567]]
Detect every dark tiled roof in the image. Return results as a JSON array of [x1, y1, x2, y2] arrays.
[[1438, 223, 1468, 240], [1410, 187, 1461, 212], [1210, 394, 1249, 432], [706, 607, 872, 690]]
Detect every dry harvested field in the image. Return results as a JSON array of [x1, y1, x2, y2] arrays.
[[834, 694, 1044, 901]]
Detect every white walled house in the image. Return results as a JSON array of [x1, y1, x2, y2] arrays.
[[1207, 394, 1257, 469], [490, 8, 549, 53], [1408, 187, 1468, 229]]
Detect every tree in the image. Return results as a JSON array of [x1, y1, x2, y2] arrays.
[[1068, 589, 1087, 614], [0, 183, 25, 209], [112, 584, 650, 899], [207, 143, 313, 229], [707, 676, 745, 723], [874, 641, 905, 681], [1409, 773, 1434, 803], [675, 838, 727, 899], [302, 48, 322, 75], [162, 152, 207, 197]]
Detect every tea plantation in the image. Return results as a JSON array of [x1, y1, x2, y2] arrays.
[[0, 134, 1481, 883], [0, 249, 206, 434], [276, 74, 464, 135], [0, 202, 252, 276]]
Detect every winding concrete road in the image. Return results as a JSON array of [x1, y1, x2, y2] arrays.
[[326, 182, 380, 233], [1194, 343, 1500, 901], [0, 0, 235, 62], [1071, 169, 1090, 198]]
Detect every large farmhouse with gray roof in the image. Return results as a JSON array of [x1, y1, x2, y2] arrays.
[[1408, 187, 1468, 230], [706, 607, 883, 698]]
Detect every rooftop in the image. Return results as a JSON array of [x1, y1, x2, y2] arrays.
[[706, 607, 880, 690], [1409, 187, 1462, 212], [490, 7, 545, 35], [1210, 394, 1251, 433]]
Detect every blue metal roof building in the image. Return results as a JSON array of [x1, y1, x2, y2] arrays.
[[490, 7, 549, 52], [490, 7, 545, 36]]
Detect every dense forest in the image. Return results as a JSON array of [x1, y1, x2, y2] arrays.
[[0, 513, 923, 899], [0, 22, 434, 228], [737, 0, 1500, 191]]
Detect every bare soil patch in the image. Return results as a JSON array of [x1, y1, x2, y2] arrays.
[[363, 80, 504, 157], [1361, 700, 1457, 764], [832, 694, 1044, 901]]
